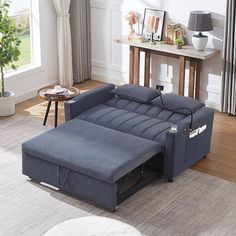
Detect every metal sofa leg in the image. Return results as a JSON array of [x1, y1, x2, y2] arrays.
[[28, 177, 41, 184], [168, 178, 174, 183]]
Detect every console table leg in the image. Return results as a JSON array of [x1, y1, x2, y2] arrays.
[[189, 60, 195, 98], [178, 56, 186, 96], [144, 51, 151, 87], [129, 46, 135, 84], [134, 47, 140, 85], [195, 59, 202, 100], [43, 101, 51, 126], [54, 101, 58, 128]]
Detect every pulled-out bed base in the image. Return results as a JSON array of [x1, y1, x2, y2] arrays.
[[22, 119, 163, 211], [23, 152, 163, 211]]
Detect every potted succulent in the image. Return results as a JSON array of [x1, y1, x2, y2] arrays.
[[0, 0, 21, 116], [174, 38, 184, 49]]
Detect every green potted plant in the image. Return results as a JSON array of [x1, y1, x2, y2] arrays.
[[0, 0, 21, 116], [174, 38, 184, 49]]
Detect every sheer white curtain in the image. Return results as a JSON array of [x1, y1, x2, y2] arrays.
[[53, 0, 73, 87]]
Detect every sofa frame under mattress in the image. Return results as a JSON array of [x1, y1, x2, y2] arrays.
[[23, 152, 163, 211]]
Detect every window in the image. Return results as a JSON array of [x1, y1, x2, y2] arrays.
[[6, 0, 41, 73]]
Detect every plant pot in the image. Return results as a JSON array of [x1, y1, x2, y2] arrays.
[[176, 45, 182, 49], [0, 91, 15, 116]]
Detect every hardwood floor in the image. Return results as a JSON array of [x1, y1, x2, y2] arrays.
[[192, 113, 236, 182], [15, 80, 105, 126], [1, 79, 236, 183]]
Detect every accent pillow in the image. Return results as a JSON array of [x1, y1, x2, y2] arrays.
[[112, 84, 161, 104], [152, 93, 204, 114]]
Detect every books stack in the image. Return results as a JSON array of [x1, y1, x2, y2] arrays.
[[43, 89, 74, 99], [165, 22, 184, 45], [128, 33, 147, 43]]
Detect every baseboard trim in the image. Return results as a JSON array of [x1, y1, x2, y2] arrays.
[[91, 73, 126, 86], [15, 82, 57, 104], [205, 100, 221, 111]]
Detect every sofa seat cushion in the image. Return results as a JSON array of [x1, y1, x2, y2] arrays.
[[22, 119, 161, 184], [77, 103, 174, 146]]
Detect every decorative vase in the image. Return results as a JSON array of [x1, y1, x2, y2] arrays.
[[129, 24, 135, 35], [0, 91, 15, 116], [192, 35, 208, 51]]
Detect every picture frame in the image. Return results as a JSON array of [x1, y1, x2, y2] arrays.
[[142, 8, 166, 41]]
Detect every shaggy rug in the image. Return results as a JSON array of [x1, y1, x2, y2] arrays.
[[1, 115, 236, 236]]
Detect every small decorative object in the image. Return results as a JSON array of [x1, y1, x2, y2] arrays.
[[125, 11, 140, 35], [128, 33, 147, 43], [188, 11, 213, 51], [42, 87, 75, 99], [142, 8, 166, 41], [165, 22, 186, 45], [165, 22, 180, 45], [0, 1, 22, 116], [174, 38, 184, 49], [52, 85, 65, 93], [149, 32, 156, 45]]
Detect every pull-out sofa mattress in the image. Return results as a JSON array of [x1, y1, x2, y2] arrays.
[[22, 119, 162, 210]]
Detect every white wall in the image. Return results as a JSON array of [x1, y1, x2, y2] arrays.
[[91, 0, 226, 110], [5, 0, 58, 103]]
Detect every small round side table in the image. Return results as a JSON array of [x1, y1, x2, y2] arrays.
[[38, 85, 79, 128]]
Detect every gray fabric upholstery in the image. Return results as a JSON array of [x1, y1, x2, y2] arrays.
[[152, 94, 204, 115], [77, 105, 171, 146], [22, 83, 215, 210], [64, 83, 115, 121], [77, 97, 187, 146], [23, 152, 118, 210], [164, 107, 214, 180], [112, 84, 161, 103], [105, 97, 187, 123], [22, 119, 161, 183]]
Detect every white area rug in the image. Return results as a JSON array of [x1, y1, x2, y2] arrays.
[[44, 216, 142, 236], [1, 115, 236, 236]]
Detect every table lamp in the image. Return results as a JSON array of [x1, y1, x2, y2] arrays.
[[188, 11, 213, 51]]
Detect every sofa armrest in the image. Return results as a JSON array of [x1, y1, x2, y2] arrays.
[[64, 83, 115, 121], [164, 107, 215, 181]]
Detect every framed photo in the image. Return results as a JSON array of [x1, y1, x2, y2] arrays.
[[142, 8, 166, 41]]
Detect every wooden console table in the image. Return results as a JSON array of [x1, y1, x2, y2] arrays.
[[115, 36, 219, 99]]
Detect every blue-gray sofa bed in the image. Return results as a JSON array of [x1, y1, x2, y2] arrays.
[[22, 84, 214, 211]]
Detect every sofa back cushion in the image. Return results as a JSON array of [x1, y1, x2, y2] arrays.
[[105, 97, 187, 123], [77, 96, 189, 149], [152, 94, 204, 115], [112, 84, 160, 104], [77, 104, 172, 148]]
